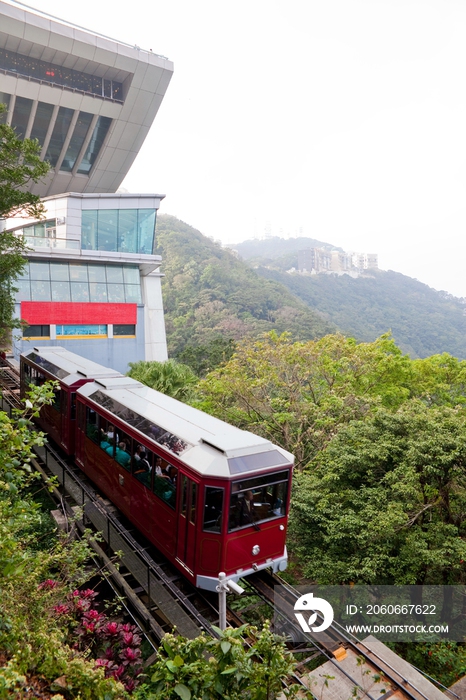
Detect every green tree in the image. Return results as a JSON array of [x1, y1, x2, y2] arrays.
[[127, 358, 198, 400], [0, 104, 50, 347], [0, 382, 125, 698], [289, 401, 466, 585], [135, 623, 305, 700], [196, 332, 412, 468]]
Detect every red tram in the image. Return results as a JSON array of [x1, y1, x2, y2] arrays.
[[21, 347, 294, 591], [20, 347, 121, 455]]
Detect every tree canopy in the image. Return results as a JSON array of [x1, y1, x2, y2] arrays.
[[196, 332, 466, 589]]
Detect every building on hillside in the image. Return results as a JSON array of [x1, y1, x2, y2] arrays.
[[0, 0, 174, 372], [297, 247, 378, 276], [298, 247, 331, 273], [351, 252, 378, 270]]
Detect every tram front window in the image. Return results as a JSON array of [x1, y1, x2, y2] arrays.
[[228, 470, 289, 532]]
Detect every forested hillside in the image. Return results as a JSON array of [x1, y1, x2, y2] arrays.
[[156, 217, 466, 363], [155, 215, 335, 372], [257, 267, 466, 358]]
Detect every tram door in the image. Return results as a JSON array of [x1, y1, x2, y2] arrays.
[[176, 475, 198, 573]]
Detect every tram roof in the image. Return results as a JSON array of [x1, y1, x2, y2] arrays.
[[21, 347, 122, 387], [77, 376, 294, 478]]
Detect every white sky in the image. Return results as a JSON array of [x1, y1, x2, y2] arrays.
[[23, 0, 466, 297]]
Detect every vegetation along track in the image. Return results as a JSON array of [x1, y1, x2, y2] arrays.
[[0, 359, 451, 699]]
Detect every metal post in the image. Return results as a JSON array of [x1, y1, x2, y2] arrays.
[[217, 572, 227, 631]]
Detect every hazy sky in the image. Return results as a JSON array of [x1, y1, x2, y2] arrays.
[[22, 0, 466, 297]]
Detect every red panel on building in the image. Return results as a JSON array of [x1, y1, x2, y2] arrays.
[[21, 302, 137, 325]]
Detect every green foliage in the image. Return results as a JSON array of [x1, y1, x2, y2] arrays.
[[257, 266, 466, 359], [0, 104, 49, 220], [177, 336, 236, 377], [196, 332, 412, 468], [0, 103, 50, 347], [127, 359, 198, 400], [289, 401, 466, 584], [155, 215, 335, 365], [0, 384, 126, 698], [135, 623, 305, 700], [394, 641, 466, 687]]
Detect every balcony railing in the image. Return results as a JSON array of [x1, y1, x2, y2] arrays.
[[24, 236, 80, 251]]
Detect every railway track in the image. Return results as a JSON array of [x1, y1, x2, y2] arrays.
[[0, 364, 451, 700]]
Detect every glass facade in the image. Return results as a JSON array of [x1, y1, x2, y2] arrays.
[[56, 325, 107, 337], [61, 112, 94, 172], [29, 102, 54, 146], [0, 48, 123, 102], [0, 90, 112, 174], [11, 96, 32, 138], [16, 262, 142, 304], [45, 106, 74, 167], [81, 209, 157, 254], [0, 92, 10, 122], [77, 116, 112, 174]]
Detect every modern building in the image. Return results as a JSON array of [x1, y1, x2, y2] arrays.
[[0, 0, 173, 196], [0, 0, 174, 373], [2, 193, 167, 372], [297, 247, 378, 277]]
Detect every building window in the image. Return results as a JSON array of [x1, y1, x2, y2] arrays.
[[22, 324, 50, 338], [81, 209, 156, 254], [15, 263, 142, 304], [113, 324, 136, 336], [0, 49, 123, 102], [56, 324, 107, 337]]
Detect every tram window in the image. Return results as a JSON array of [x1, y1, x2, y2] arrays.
[[152, 458, 177, 509], [132, 445, 152, 488], [51, 386, 60, 412], [29, 367, 46, 387], [98, 419, 116, 455], [86, 407, 100, 444], [228, 471, 289, 532], [22, 363, 32, 385], [70, 393, 76, 420], [190, 483, 197, 525], [180, 474, 187, 517], [114, 430, 132, 472], [203, 487, 224, 533], [77, 402, 85, 431], [60, 390, 68, 417]]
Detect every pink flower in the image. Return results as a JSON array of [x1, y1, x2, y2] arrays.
[[53, 604, 68, 615], [122, 631, 134, 646], [110, 665, 126, 680], [38, 579, 58, 590], [80, 588, 98, 599], [124, 679, 137, 692], [104, 622, 119, 636], [122, 647, 141, 662], [85, 609, 104, 622]]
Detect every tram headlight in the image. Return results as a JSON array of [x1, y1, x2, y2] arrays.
[[252, 544, 260, 556], [226, 579, 244, 595]]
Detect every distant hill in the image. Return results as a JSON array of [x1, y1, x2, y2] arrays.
[[233, 236, 466, 358], [156, 221, 466, 364], [155, 216, 336, 373]]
